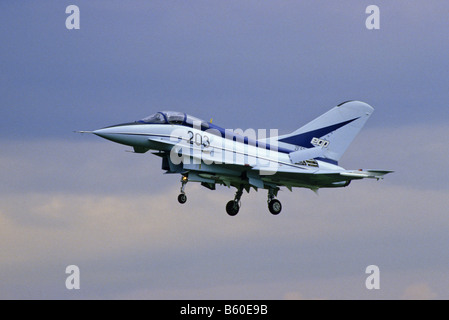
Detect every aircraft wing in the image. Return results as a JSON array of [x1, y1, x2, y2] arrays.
[[254, 167, 393, 190], [144, 135, 393, 189], [340, 169, 394, 180]]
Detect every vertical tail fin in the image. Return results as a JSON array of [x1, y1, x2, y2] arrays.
[[277, 101, 374, 164]]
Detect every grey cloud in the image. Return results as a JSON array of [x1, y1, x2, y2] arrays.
[[1, 174, 448, 299]]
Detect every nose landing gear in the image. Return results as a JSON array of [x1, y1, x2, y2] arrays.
[[177, 193, 187, 204], [178, 176, 188, 204]]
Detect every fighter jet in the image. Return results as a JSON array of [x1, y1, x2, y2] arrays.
[[78, 100, 392, 216]]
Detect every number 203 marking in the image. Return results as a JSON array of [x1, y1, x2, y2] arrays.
[[187, 131, 210, 148]]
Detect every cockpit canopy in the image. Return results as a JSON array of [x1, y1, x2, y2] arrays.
[[140, 111, 209, 128], [140, 112, 167, 124]]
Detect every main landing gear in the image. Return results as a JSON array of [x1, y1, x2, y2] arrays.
[[225, 185, 244, 216], [267, 187, 282, 215], [225, 185, 282, 216]]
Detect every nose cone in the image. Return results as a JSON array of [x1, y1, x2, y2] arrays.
[[93, 126, 131, 145], [93, 127, 117, 140], [92, 123, 148, 147], [93, 122, 140, 138]]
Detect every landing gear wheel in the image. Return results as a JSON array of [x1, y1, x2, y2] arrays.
[[178, 194, 187, 204], [226, 200, 240, 216], [268, 199, 282, 215]]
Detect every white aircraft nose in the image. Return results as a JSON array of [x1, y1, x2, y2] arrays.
[[93, 127, 114, 139], [93, 122, 138, 138], [92, 126, 127, 143], [92, 123, 146, 147]]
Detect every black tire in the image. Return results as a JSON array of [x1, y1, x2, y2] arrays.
[[226, 200, 239, 216], [268, 199, 282, 215], [178, 194, 187, 204]]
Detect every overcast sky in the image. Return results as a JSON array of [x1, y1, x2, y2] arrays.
[[1, 1, 448, 299]]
